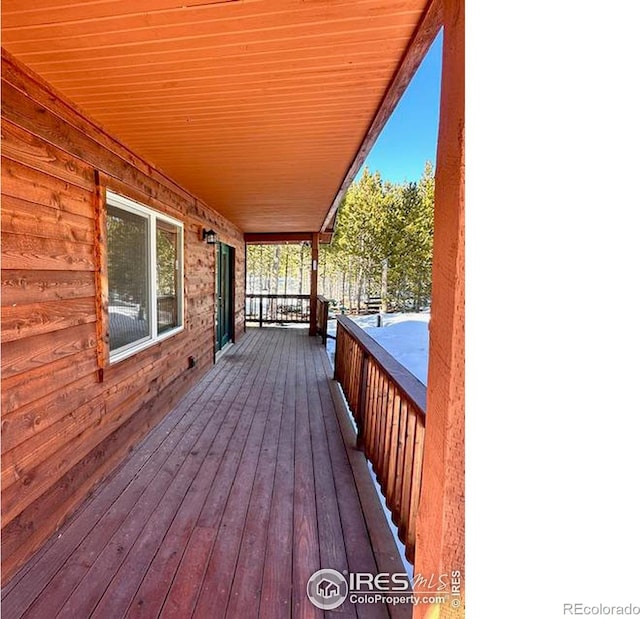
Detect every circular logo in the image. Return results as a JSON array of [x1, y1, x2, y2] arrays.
[[306, 568, 349, 610]]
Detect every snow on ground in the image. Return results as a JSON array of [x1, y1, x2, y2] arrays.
[[325, 311, 430, 576], [326, 311, 430, 385]]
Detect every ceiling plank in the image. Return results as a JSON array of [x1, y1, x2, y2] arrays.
[[2, 0, 437, 235]]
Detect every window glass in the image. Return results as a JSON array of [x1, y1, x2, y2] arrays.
[[156, 219, 180, 334], [105, 191, 184, 362], [106, 205, 151, 351]]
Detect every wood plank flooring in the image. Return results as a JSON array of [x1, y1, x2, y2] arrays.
[[1, 328, 409, 618]]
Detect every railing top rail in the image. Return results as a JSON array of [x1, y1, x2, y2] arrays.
[[246, 293, 311, 299], [336, 315, 426, 415]]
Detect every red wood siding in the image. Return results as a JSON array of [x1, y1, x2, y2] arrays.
[[1, 49, 246, 582]]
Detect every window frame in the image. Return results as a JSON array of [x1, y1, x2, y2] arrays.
[[106, 190, 184, 364]]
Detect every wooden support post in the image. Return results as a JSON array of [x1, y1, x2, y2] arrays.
[[309, 232, 319, 336], [412, 0, 465, 617], [93, 171, 109, 379], [213, 237, 218, 364]]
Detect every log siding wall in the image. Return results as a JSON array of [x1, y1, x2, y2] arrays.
[[1, 49, 246, 582]]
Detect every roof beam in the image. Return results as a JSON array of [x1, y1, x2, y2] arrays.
[[320, 0, 444, 232]]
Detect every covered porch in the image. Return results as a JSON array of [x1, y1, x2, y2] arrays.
[[1, 328, 408, 619], [2, 0, 464, 616]]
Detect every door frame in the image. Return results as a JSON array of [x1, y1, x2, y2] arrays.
[[216, 241, 235, 353]]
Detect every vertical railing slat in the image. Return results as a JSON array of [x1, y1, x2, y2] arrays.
[[406, 415, 425, 564], [380, 383, 395, 493], [399, 409, 417, 541], [363, 360, 376, 460], [392, 400, 409, 526], [372, 368, 384, 478], [384, 389, 401, 512], [356, 349, 369, 450]]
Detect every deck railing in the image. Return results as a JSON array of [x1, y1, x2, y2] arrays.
[[246, 294, 310, 327], [316, 295, 331, 345], [334, 315, 426, 564]]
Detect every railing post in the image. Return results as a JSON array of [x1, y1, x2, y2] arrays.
[[322, 301, 329, 346], [259, 297, 263, 328]]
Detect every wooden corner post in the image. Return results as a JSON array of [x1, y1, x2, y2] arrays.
[[413, 0, 465, 617], [94, 171, 110, 379], [309, 233, 319, 336]]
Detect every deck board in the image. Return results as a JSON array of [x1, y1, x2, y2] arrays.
[[2, 328, 409, 619], [259, 329, 297, 619], [225, 330, 291, 618]]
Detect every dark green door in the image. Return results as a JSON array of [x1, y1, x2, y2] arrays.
[[216, 242, 234, 351]]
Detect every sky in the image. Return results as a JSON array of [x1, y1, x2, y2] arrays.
[[357, 28, 443, 184]]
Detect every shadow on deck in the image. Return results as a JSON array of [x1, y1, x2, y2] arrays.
[[1, 327, 409, 618]]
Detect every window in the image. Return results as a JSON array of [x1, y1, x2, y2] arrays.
[[106, 190, 184, 363]]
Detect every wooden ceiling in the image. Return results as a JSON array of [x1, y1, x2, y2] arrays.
[[2, 0, 440, 233]]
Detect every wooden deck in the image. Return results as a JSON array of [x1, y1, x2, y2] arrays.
[[1, 327, 409, 619]]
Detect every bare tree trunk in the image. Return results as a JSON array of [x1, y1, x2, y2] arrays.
[[283, 248, 289, 297], [381, 258, 388, 313], [347, 257, 353, 311], [341, 270, 346, 311], [271, 245, 281, 295], [356, 264, 363, 313], [321, 250, 327, 297], [298, 244, 304, 294]]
